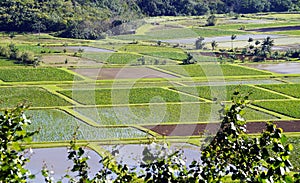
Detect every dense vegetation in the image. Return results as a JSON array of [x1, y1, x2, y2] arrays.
[[137, 0, 300, 16], [1, 0, 300, 39], [0, 0, 141, 39], [1, 94, 300, 182]]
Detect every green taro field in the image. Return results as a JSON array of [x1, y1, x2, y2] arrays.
[[1, 13, 300, 171]]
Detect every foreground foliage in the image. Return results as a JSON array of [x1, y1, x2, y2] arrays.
[[0, 105, 37, 182], [1, 92, 300, 182]]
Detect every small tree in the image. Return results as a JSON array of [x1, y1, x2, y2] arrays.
[[138, 56, 145, 65], [21, 51, 35, 64], [182, 53, 194, 65], [231, 34, 237, 51], [31, 21, 46, 39], [261, 36, 274, 58], [9, 32, 16, 40], [195, 36, 205, 49], [248, 37, 254, 45], [206, 14, 217, 26], [211, 40, 218, 51]]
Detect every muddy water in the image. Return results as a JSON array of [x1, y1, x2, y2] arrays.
[[247, 62, 300, 74], [26, 144, 201, 182], [26, 147, 102, 182]]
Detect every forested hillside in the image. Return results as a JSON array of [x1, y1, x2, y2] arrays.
[[137, 0, 300, 16], [0, 0, 300, 39], [0, 0, 141, 39]]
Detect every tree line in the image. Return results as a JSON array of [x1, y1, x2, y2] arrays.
[[0, 0, 300, 39], [136, 0, 300, 16]]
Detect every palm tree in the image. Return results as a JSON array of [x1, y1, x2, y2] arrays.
[[231, 34, 237, 51], [211, 40, 218, 51], [261, 36, 274, 58], [248, 37, 253, 45]]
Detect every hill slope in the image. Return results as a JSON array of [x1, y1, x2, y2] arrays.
[[0, 0, 299, 39]]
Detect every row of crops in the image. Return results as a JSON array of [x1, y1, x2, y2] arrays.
[[1, 72, 300, 142]]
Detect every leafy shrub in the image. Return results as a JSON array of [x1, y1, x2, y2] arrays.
[[0, 105, 38, 182], [206, 15, 217, 26]]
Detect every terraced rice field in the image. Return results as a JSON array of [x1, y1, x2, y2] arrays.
[[26, 109, 147, 142], [157, 64, 271, 77], [59, 87, 200, 105], [0, 87, 71, 108], [171, 85, 288, 101], [1, 14, 300, 172], [0, 67, 79, 82]]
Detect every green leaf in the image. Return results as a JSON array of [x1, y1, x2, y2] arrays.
[[281, 134, 287, 144], [286, 144, 293, 152], [285, 175, 293, 183]]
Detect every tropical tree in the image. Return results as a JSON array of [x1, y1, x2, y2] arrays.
[[206, 14, 217, 26], [231, 34, 237, 51], [248, 37, 254, 45], [211, 40, 218, 51], [261, 36, 274, 58], [195, 36, 205, 49]]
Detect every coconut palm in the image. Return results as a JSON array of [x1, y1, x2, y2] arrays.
[[211, 40, 218, 51], [231, 34, 237, 51]]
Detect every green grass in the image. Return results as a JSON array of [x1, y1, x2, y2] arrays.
[[215, 22, 299, 31], [114, 28, 198, 40], [58, 81, 182, 90], [142, 52, 188, 61], [26, 109, 148, 142], [190, 28, 246, 37], [112, 26, 246, 40], [172, 85, 287, 101], [0, 57, 17, 66], [256, 13, 300, 21], [0, 67, 78, 82], [76, 103, 275, 125], [145, 28, 198, 39], [82, 52, 142, 64], [274, 30, 300, 36], [59, 87, 200, 105], [258, 84, 300, 98], [287, 137, 300, 171], [157, 64, 270, 77], [253, 100, 300, 118], [121, 45, 185, 53], [16, 44, 58, 54], [181, 79, 283, 86], [0, 87, 70, 108]]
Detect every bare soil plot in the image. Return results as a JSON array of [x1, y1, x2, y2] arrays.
[[71, 67, 179, 80], [248, 26, 300, 32], [144, 120, 300, 136], [42, 55, 103, 67]]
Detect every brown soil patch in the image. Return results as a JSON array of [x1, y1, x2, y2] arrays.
[[71, 67, 179, 80], [42, 55, 103, 67], [144, 120, 300, 136], [248, 26, 300, 32]]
